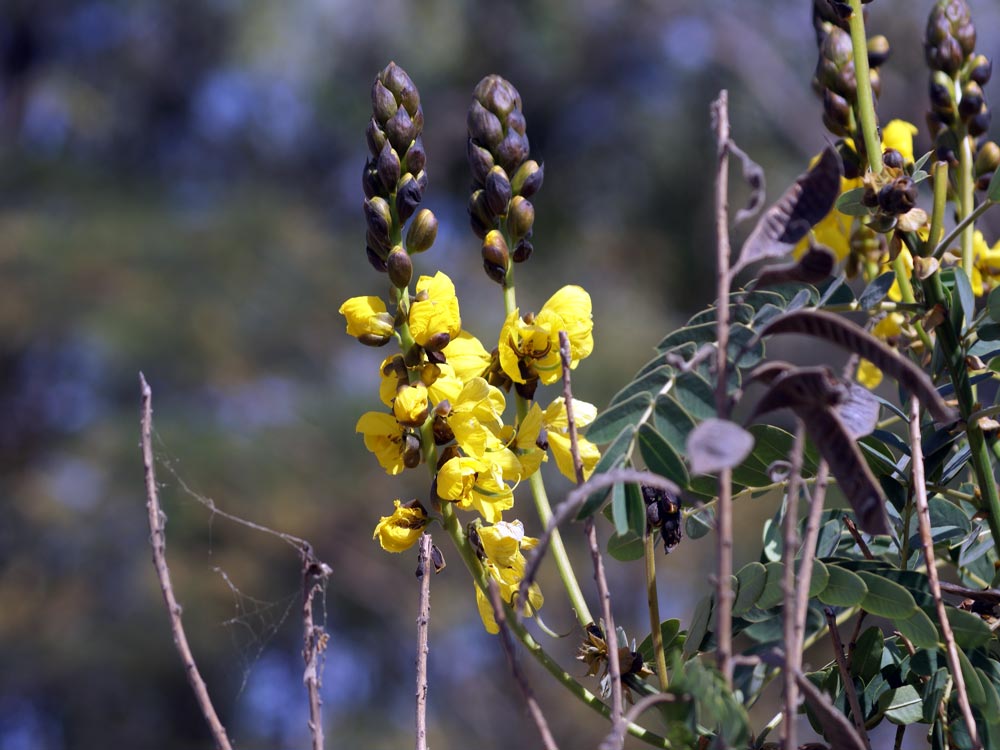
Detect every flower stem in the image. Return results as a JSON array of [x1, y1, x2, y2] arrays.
[[847, 0, 882, 175], [889, 254, 933, 353], [644, 531, 668, 691], [956, 95, 976, 278]]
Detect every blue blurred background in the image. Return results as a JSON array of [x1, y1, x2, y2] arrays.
[[2, 1, 998, 748]]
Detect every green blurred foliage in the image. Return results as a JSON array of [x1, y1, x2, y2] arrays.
[[2, 0, 998, 748]]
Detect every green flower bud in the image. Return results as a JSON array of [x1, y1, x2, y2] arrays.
[[867, 35, 890, 68], [385, 106, 416, 154], [511, 160, 543, 197], [512, 238, 533, 263], [405, 208, 438, 254], [970, 54, 992, 85], [387, 247, 413, 288], [404, 137, 426, 175], [959, 81, 984, 120], [467, 101, 504, 148], [395, 174, 423, 223], [377, 142, 401, 194], [467, 139, 495, 186], [975, 141, 1000, 177], [969, 109, 991, 138], [482, 229, 509, 284], [364, 196, 392, 241], [485, 166, 512, 216], [371, 79, 398, 124], [506, 196, 534, 241]]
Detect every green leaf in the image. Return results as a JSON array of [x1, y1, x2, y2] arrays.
[[606, 531, 645, 561], [944, 606, 992, 649], [836, 186, 871, 216], [685, 506, 714, 539], [879, 685, 923, 725], [638, 424, 690, 488], [609, 365, 673, 406], [948, 266, 976, 332], [576, 425, 635, 520], [637, 619, 682, 664], [611, 482, 629, 536], [652, 395, 696, 454], [923, 667, 948, 722], [733, 562, 767, 615], [672, 371, 716, 421], [856, 571, 918, 619], [686, 418, 755, 475], [850, 626, 884, 682], [956, 648, 986, 708], [895, 608, 939, 649], [818, 564, 868, 607], [976, 667, 1000, 726], [756, 561, 786, 610], [684, 595, 713, 657], [587, 392, 651, 444], [807, 559, 830, 598], [859, 271, 897, 311], [624, 482, 646, 537]]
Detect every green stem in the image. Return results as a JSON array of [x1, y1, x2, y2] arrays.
[[847, 0, 882, 174], [932, 198, 995, 260], [439, 503, 670, 748], [957, 112, 976, 278], [644, 531, 668, 690], [890, 253, 934, 353], [924, 161, 949, 257]]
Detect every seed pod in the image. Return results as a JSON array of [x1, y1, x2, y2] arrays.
[[512, 238, 533, 263], [385, 106, 416, 153], [467, 139, 495, 186], [975, 141, 1000, 177], [395, 174, 423, 223], [406, 208, 438, 254], [404, 137, 426, 175], [364, 196, 392, 241], [959, 81, 984, 120], [511, 160, 544, 197], [506, 196, 534, 241], [377, 141, 401, 194], [482, 229, 510, 284], [387, 247, 413, 288], [970, 54, 992, 86], [485, 166, 512, 216], [467, 101, 503, 148]]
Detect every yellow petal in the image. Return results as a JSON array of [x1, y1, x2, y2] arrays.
[[408, 272, 462, 347], [339, 296, 394, 340], [372, 500, 427, 553], [857, 359, 883, 390], [442, 332, 492, 382], [882, 120, 919, 163]]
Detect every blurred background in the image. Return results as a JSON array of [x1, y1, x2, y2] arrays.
[[2, 0, 999, 748]]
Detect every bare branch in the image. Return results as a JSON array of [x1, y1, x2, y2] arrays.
[[599, 693, 678, 750], [415, 534, 432, 750], [303, 557, 331, 750], [780, 422, 805, 750], [486, 579, 561, 750], [908, 399, 981, 749], [842, 516, 875, 560], [823, 607, 871, 750], [140, 373, 234, 750], [711, 89, 735, 688]]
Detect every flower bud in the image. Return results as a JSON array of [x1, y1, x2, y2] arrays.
[[867, 35, 890, 68], [364, 196, 392, 241], [485, 166, 512, 216], [823, 90, 851, 133], [482, 229, 509, 284], [506, 195, 534, 241], [432, 413, 454, 445], [495, 131, 530, 174], [371, 79, 397, 124], [468, 190, 495, 239], [362, 160, 381, 199], [975, 141, 1000, 177], [403, 432, 423, 468], [970, 54, 992, 86], [474, 75, 521, 118], [817, 26, 856, 98], [380, 62, 419, 114], [467, 101, 503, 148], [393, 383, 429, 427], [467, 139, 495, 186], [385, 106, 416, 153], [869, 68, 881, 99], [511, 160, 544, 197], [882, 148, 905, 170], [387, 247, 413, 288], [405, 208, 438, 254], [878, 176, 918, 215], [959, 81, 984, 120], [969, 109, 991, 138], [377, 142, 401, 194], [395, 174, 423, 223], [423, 332, 451, 352], [512, 238, 533, 263], [367, 246, 388, 273], [404, 137, 426, 175], [366, 117, 386, 157]]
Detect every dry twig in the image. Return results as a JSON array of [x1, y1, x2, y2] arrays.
[[303, 555, 331, 750], [908, 399, 981, 748], [823, 607, 871, 749], [780, 422, 805, 750], [140, 373, 234, 750], [415, 533, 432, 750]]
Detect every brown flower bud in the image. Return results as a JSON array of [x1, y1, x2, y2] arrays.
[[474, 75, 522, 118], [482, 229, 509, 284], [511, 160, 544, 197], [878, 176, 918, 215], [467, 101, 503, 148], [404, 137, 426, 175], [377, 142, 401, 194], [371, 79, 397, 124], [506, 195, 534, 241], [970, 54, 992, 86], [512, 238, 534, 263], [385, 106, 416, 153], [366, 246, 388, 273], [468, 190, 495, 239], [366, 117, 386, 157], [395, 173, 423, 223], [362, 160, 381, 199], [485, 166, 512, 216], [969, 110, 991, 138], [403, 432, 422, 469], [959, 81, 984, 120], [387, 247, 413, 288], [495, 131, 530, 174], [403, 209, 436, 255], [467, 139, 495, 186], [975, 141, 1000, 177], [882, 148, 905, 170], [432, 414, 454, 445], [364, 196, 392, 241], [380, 62, 420, 114], [867, 35, 891, 68]]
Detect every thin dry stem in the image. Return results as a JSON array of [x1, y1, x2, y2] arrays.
[[558, 331, 622, 724], [823, 607, 871, 750], [793, 461, 830, 653], [908, 399, 981, 749], [486, 579, 561, 750], [843, 516, 874, 560], [415, 533, 432, 750], [711, 89, 734, 688], [599, 693, 678, 750], [303, 557, 330, 750], [140, 373, 234, 750], [780, 423, 805, 750]]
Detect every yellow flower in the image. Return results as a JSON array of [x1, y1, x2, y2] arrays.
[[442, 332, 492, 382], [373, 500, 428, 553], [857, 359, 884, 389], [542, 398, 601, 481], [339, 296, 394, 344], [971, 230, 1000, 297], [392, 383, 429, 427], [507, 403, 546, 479], [856, 311, 905, 390], [498, 285, 594, 385], [356, 412, 407, 475], [437, 456, 514, 522], [408, 272, 462, 349], [881, 120, 919, 163], [378, 355, 407, 406], [886, 247, 914, 302], [473, 520, 543, 634]]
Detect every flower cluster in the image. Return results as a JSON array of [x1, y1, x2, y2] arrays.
[[340, 64, 601, 633]]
